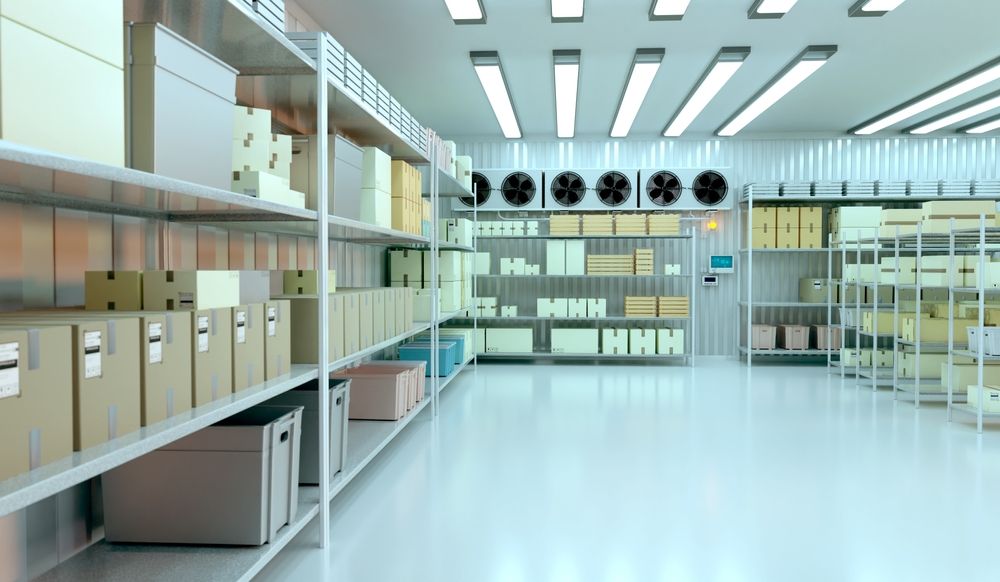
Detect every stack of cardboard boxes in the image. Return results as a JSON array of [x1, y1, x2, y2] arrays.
[[749, 207, 823, 249], [231, 107, 306, 208], [389, 249, 475, 320], [599, 329, 684, 355], [361, 147, 392, 228], [478, 221, 540, 237], [390, 161, 424, 235]]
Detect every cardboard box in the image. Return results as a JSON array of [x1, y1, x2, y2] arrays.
[[843, 264, 877, 284], [880, 209, 922, 238], [918, 256, 975, 287], [0, 326, 73, 482], [371, 291, 386, 344], [551, 329, 599, 354], [546, 240, 566, 275], [144, 271, 241, 311], [360, 188, 391, 228], [362, 147, 392, 192], [777, 207, 800, 229], [567, 299, 587, 318], [601, 329, 628, 355], [85, 271, 144, 311], [232, 137, 269, 172], [944, 363, 1000, 395], [335, 371, 406, 420], [286, 294, 346, 364], [750, 207, 776, 228], [861, 349, 894, 368], [499, 258, 525, 276], [565, 241, 586, 275], [191, 309, 234, 406], [812, 325, 841, 350], [446, 327, 486, 354], [896, 352, 972, 378], [921, 200, 997, 221], [587, 296, 607, 316], [750, 227, 775, 249], [486, 328, 533, 353], [414, 289, 436, 322], [427, 251, 463, 282], [231, 305, 265, 392], [751, 325, 776, 350], [538, 298, 569, 318], [353, 291, 374, 349], [475, 253, 491, 275], [500, 306, 518, 317], [777, 325, 809, 350], [283, 270, 337, 295], [840, 348, 870, 367], [390, 249, 423, 284], [799, 278, 829, 303], [233, 105, 271, 140], [800, 207, 822, 230], [629, 329, 656, 355], [968, 262, 1000, 289], [879, 257, 917, 285], [439, 281, 463, 312], [656, 329, 684, 355], [900, 316, 978, 343], [292, 135, 363, 218], [264, 300, 291, 380], [970, 385, 1000, 412], [799, 225, 823, 249], [862, 311, 913, 335]]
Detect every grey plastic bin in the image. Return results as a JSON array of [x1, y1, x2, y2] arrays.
[[269, 379, 350, 484], [102, 405, 303, 546]]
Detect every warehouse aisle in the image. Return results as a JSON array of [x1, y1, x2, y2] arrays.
[[258, 361, 1000, 582]]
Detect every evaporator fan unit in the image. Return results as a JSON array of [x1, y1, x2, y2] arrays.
[[596, 171, 632, 207], [501, 172, 538, 208], [459, 172, 492, 207], [692, 170, 729, 207], [549, 171, 587, 207], [645, 171, 682, 207]]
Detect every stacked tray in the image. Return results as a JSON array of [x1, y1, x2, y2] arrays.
[[550, 214, 581, 236], [634, 249, 654, 275], [582, 215, 613, 236], [658, 296, 690, 318], [647, 214, 680, 235], [615, 214, 647, 235], [587, 255, 634, 275], [625, 296, 658, 317]]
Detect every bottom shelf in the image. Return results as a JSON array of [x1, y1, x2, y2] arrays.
[[479, 352, 687, 361], [439, 355, 475, 394], [894, 379, 962, 403], [37, 487, 321, 582], [740, 347, 835, 356], [952, 403, 1000, 418]]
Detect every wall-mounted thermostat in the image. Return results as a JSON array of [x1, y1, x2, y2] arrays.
[[709, 255, 734, 274], [702, 275, 719, 287]]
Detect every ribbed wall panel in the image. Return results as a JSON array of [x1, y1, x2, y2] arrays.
[[459, 136, 1000, 356]]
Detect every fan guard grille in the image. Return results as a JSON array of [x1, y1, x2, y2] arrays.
[[459, 172, 492, 207], [550, 171, 587, 207], [645, 171, 682, 207], [692, 171, 728, 206], [501, 172, 537, 207], [596, 171, 632, 207]]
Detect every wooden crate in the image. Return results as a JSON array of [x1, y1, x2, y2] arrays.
[[587, 255, 634, 275], [657, 296, 690, 318], [582, 215, 614, 235], [633, 249, 654, 275], [550, 214, 581, 235], [648, 213, 681, 235], [625, 296, 658, 317], [615, 214, 648, 235]]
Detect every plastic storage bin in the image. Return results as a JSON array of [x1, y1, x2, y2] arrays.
[[103, 405, 303, 546], [268, 379, 349, 484], [398, 342, 457, 376]]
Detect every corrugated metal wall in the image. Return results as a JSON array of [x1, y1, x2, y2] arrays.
[[459, 136, 1000, 357]]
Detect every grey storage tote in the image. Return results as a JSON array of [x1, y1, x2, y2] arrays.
[[103, 405, 303, 546], [268, 379, 350, 484]]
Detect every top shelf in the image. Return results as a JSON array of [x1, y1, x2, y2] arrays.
[[424, 168, 473, 199], [479, 234, 692, 240]]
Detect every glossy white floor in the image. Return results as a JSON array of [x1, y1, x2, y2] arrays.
[[257, 359, 1000, 582]]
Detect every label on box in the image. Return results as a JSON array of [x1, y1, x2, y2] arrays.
[[179, 292, 194, 309], [198, 316, 210, 353], [0, 342, 20, 399], [236, 310, 247, 344], [84, 331, 102, 379], [148, 322, 163, 365], [268, 306, 277, 337]]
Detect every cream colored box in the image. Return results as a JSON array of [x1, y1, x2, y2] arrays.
[[486, 328, 533, 353], [384, 290, 398, 339], [233, 106, 271, 140], [500, 258, 525, 276], [657, 329, 685, 355], [546, 241, 566, 275], [587, 299, 607, 318], [339, 292, 362, 355], [525, 264, 541, 276], [830, 206, 883, 229], [900, 316, 977, 343], [352, 291, 374, 349], [565, 241, 586, 275], [282, 270, 337, 295], [602, 329, 629, 355], [389, 249, 424, 284], [970, 385, 1000, 412], [426, 251, 463, 282], [896, 352, 972, 379], [190, 309, 233, 406], [144, 270, 240, 311], [629, 329, 656, 355], [944, 363, 1000, 395], [922, 200, 997, 221], [448, 327, 486, 354], [361, 188, 392, 228], [969, 262, 1000, 289], [840, 348, 870, 367], [286, 294, 346, 364], [551, 329, 599, 355], [860, 349, 894, 368], [231, 305, 265, 392], [475, 253, 491, 275], [438, 281, 462, 312], [269, 134, 292, 171], [233, 171, 306, 208], [414, 289, 437, 322], [85, 271, 144, 311], [2, 0, 123, 66], [538, 298, 569, 318], [372, 291, 386, 344], [500, 306, 518, 317], [232, 137, 270, 172], [879, 257, 917, 285], [664, 264, 681, 276], [264, 300, 291, 379], [919, 256, 975, 287], [526, 221, 540, 236], [567, 299, 587, 318], [843, 264, 877, 284], [362, 147, 392, 192]]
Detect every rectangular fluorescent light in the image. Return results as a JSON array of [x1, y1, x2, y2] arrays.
[[962, 114, 1000, 134], [748, 0, 799, 19], [664, 47, 750, 137], [717, 46, 837, 137], [470, 52, 522, 139], [848, 0, 907, 17], [852, 56, 1000, 135], [649, 0, 691, 20], [907, 90, 1000, 134], [445, 0, 485, 23], [552, 0, 584, 22], [610, 49, 665, 138], [553, 50, 581, 139]]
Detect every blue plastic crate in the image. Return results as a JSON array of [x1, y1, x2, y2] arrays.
[[398, 342, 457, 377]]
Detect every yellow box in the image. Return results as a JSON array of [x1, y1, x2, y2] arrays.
[[900, 316, 977, 343], [799, 225, 823, 249], [800, 207, 823, 230], [750, 207, 776, 228], [777, 207, 800, 229], [751, 227, 776, 249], [283, 270, 337, 295], [896, 352, 972, 378], [85, 271, 144, 311], [776, 225, 798, 249], [922, 200, 997, 221]]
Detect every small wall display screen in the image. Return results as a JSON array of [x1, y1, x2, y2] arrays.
[[710, 255, 734, 272]]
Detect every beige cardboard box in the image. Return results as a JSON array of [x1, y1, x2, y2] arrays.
[[565, 241, 586, 275], [799, 225, 823, 249], [190, 309, 233, 406], [843, 264, 877, 284], [602, 329, 629, 355], [813, 325, 841, 350], [862, 311, 913, 335], [334, 372, 405, 421], [777, 325, 810, 350], [282, 270, 337, 295], [144, 271, 241, 311], [372, 291, 386, 344], [776, 225, 798, 249], [446, 327, 486, 354], [800, 207, 822, 230], [264, 300, 291, 380], [777, 207, 800, 229], [427, 251, 464, 281], [567, 299, 588, 318], [896, 352, 972, 378], [879, 256, 917, 285], [551, 329, 599, 354], [285, 294, 346, 364], [340, 291, 368, 350], [657, 329, 684, 355], [394, 288, 407, 334], [233, 106, 271, 140], [414, 289, 437, 322], [538, 298, 569, 318], [400, 287, 413, 331], [390, 249, 424, 284], [841, 348, 870, 367], [232, 137, 270, 172], [861, 348, 894, 368], [0, 326, 73, 482], [750, 227, 776, 249], [879, 209, 922, 238], [830, 206, 883, 230], [231, 305, 265, 392], [942, 363, 1000, 394], [439, 281, 463, 312], [629, 329, 656, 355], [970, 385, 1000, 411], [546, 240, 566, 275], [918, 256, 975, 287], [384, 290, 398, 339], [750, 207, 777, 228], [500, 306, 518, 317], [922, 218, 996, 234], [486, 328, 533, 353], [799, 278, 829, 303], [967, 262, 1000, 289], [85, 271, 144, 311], [922, 200, 997, 221], [238, 270, 272, 305], [900, 316, 978, 343]]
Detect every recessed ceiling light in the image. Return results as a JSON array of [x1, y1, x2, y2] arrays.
[[553, 50, 581, 139], [649, 0, 691, 20], [961, 114, 1000, 134], [848, 0, 907, 17], [717, 45, 837, 137], [610, 49, 665, 138], [748, 0, 799, 19], [470, 51, 522, 139], [444, 0, 486, 24], [664, 47, 750, 137], [907, 90, 1000, 135], [852, 56, 1000, 135], [551, 0, 584, 22]]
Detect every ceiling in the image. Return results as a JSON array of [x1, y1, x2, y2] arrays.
[[297, 0, 1000, 140]]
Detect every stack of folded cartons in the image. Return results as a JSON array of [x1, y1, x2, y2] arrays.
[[582, 215, 614, 236], [647, 214, 680, 235], [615, 214, 647, 236], [232, 106, 306, 208], [634, 249, 654, 275], [658, 296, 690, 318], [625, 296, 658, 318], [550, 214, 582, 236], [586, 255, 634, 275]]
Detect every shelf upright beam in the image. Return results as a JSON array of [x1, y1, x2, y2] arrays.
[[977, 214, 987, 433], [473, 178, 478, 371], [827, 233, 833, 369], [841, 239, 847, 378], [893, 227, 900, 400], [690, 222, 697, 366], [747, 191, 754, 366], [314, 44, 331, 549], [430, 141, 440, 415], [947, 220, 956, 420], [916, 223, 923, 408], [872, 228, 880, 392], [855, 238, 862, 380]]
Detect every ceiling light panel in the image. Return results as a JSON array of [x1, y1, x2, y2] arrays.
[[664, 47, 750, 137], [445, 0, 485, 24], [848, 0, 907, 17], [553, 50, 581, 139], [610, 49, 665, 138], [962, 114, 1000, 134], [748, 0, 799, 19], [717, 46, 838, 137], [470, 52, 522, 139], [649, 0, 691, 20], [852, 56, 1000, 135], [552, 0, 584, 22], [907, 90, 1000, 134]]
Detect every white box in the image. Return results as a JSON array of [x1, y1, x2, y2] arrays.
[[969, 385, 1000, 413], [629, 329, 657, 355], [567, 299, 587, 318], [526, 221, 539, 236], [232, 138, 270, 172], [509, 221, 525, 236], [537, 298, 569, 318], [486, 328, 533, 354], [390, 250, 423, 285], [439, 281, 463, 312], [477, 297, 498, 310], [362, 147, 391, 192], [657, 329, 685, 355], [233, 105, 271, 140], [455, 155, 472, 191], [601, 329, 629, 355], [477, 306, 497, 317], [442, 218, 474, 247], [587, 299, 607, 318], [425, 250, 463, 282], [500, 258, 525, 276], [565, 240, 586, 275], [500, 306, 518, 317], [360, 188, 391, 228], [546, 241, 566, 275], [144, 271, 241, 310], [843, 264, 877, 283], [268, 134, 292, 180], [664, 264, 681, 276], [475, 253, 491, 275], [551, 329, 599, 355], [525, 264, 541, 276], [413, 289, 437, 322]]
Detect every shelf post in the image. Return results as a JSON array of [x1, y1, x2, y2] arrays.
[[827, 233, 833, 369], [314, 40, 331, 549], [747, 190, 753, 366], [947, 221, 955, 420], [915, 223, 923, 408], [431, 142, 440, 415], [978, 214, 987, 433], [892, 226, 900, 400]]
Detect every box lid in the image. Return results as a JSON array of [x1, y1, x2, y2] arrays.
[[127, 22, 237, 102]]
